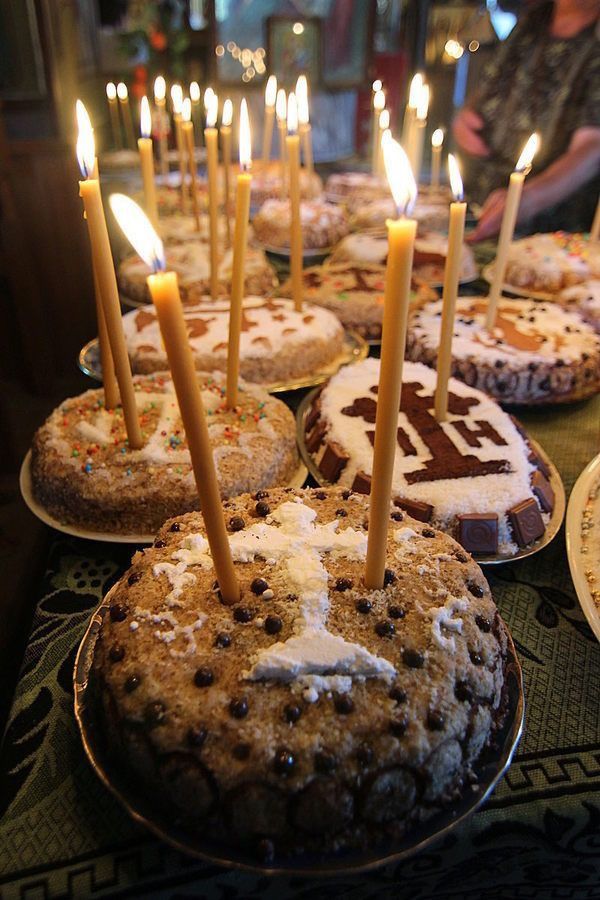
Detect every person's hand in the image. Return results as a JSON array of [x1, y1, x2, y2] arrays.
[[452, 108, 490, 158], [468, 184, 538, 243]]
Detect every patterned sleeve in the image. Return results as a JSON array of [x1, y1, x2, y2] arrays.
[[577, 49, 600, 130]]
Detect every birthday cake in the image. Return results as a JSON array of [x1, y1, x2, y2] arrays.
[[122, 297, 346, 386], [118, 244, 277, 306], [253, 199, 349, 250], [502, 232, 600, 294], [328, 231, 478, 284], [303, 359, 554, 557], [406, 297, 600, 405], [31, 373, 299, 535], [279, 262, 438, 341], [558, 280, 600, 334], [348, 197, 450, 235], [91, 485, 511, 860]]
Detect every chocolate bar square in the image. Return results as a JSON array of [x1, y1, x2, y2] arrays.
[[319, 442, 349, 483], [508, 498, 545, 548], [457, 513, 499, 554], [352, 471, 372, 495], [528, 448, 551, 479], [531, 470, 555, 513], [394, 497, 433, 523], [306, 420, 326, 453]]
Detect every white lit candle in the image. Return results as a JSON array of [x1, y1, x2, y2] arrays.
[[371, 89, 385, 175], [377, 109, 390, 178], [431, 128, 444, 189], [410, 83, 429, 181], [154, 75, 169, 177], [182, 97, 201, 231], [106, 82, 121, 149], [171, 84, 188, 213], [402, 72, 422, 149], [205, 91, 220, 298], [262, 75, 277, 164], [287, 93, 303, 312], [276, 88, 287, 197], [220, 98, 233, 246], [296, 75, 314, 173], [117, 82, 136, 149], [138, 96, 158, 226]]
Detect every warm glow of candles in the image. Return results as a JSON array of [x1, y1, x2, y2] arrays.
[[222, 97, 233, 127], [276, 88, 288, 196], [435, 154, 466, 422], [432, 127, 444, 148], [154, 76, 166, 103], [138, 96, 158, 225], [408, 82, 429, 180], [171, 85, 188, 213], [190, 81, 200, 103], [76, 102, 142, 447], [204, 86, 215, 111], [226, 99, 252, 407], [374, 89, 386, 113], [221, 98, 233, 246], [296, 74, 314, 173], [116, 82, 127, 101], [371, 89, 385, 175], [153, 76, 169, 176], [110, 194, 240, 605], [486, 132, 540, 328], [170, 84, 183, 115], [262, 74, 277, 163], [416, 84, 429, 121], [372, 79, 383, 93], [376, 109, 390, 178], [287, 93, 303, 312], [431, 127, 444, 188], [205, 91, 220, 298], [402, 72, 423, 153], [408, 73, 423, 109], [117, 82, 136, 149], [105, 82, 121, 149], [106, 82, 116, 101], [365, 137, 417, 589]]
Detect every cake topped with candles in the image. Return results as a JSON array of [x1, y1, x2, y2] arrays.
[[237, 161, 323, 208], [118, 243, 277, 305], [253, 198, 349, 251], [31, 373, 299, 535], [328, 230, 477, 284], [279, 262, 437, 341], [502, 232, 600, 294], [407, 296, 600, 405], [90, 484, 511, 859], [302, 358, 555, 557], [121, 296, 346, 386]]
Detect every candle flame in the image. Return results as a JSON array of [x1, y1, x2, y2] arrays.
[[296, 75, 309, 125], [190, 81, 200, 103], [222, 98, 233, 127], [204, 86, 215, 110], [154, 76, 166, 103], [276, 88, 287, 122], [515, 132, 539, 173], [116, 82, 128, 101], [287, 92, 298, 135], [374, 89, 385, 112], [171, 84, 183, 115], [106, 82, 117, 101], [182, 97, 192, 123], [75, 99, 95, 179], [372, 79, 382, 93], [206, 92, 218, 128], [110, 194, 165, 273], [383, 135, 417, 216], [239, 98, 252, 170], [265, 74, 277, 107], [140, 96, 152, 138], [408, 73, 423, 109], [416, 84, 429, 121], [379, 109, 390, 130], [448, 153, 464, 201], [431, 127, 444, 148]]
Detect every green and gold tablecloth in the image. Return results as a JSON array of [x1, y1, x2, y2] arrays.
[[1, 388, 599, 899]]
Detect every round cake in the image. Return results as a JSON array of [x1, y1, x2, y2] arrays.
[[407, 296, 600, 405], [348, 196, 450, 234], [31, 373, 299, 534], [253, 199, 349, 250], [91, 485, 510, 860], [121, 296, 346, 385], [502, 232, 600, 294], [151, 173, 211, 217], [327, 231, 477, 284], [558, 280, 600, 334], [279, 262, 438, 341], [325, 172, 389, 205], [157, 214, 243, 246], [118, 244, 277, 306], [237, 162, 323, 207], [303, 358, 555, 557]]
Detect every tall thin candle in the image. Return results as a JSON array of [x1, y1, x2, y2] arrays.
[[106, 83, 121, 149], [205, 92, 220, 299], [117, 82, 136, 149], [171, 84, 188, 214], [276, 89, 287, 198], [262, 75, 277, 164], [401, 72, 422, 149], [296, 75, 314, 173], [138, 96, 158, 226], [182, 98, 201, 232], [430, 128, 444, 189], [220, 98, 233, 246], [286, 93, 303, 312], [365, 136, 417, 589], [371, 90, 385, 175], [110, 194, 240, 605], [154, 76, 169, 178]]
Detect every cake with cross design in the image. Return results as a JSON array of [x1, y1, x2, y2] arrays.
[[121, 296, 346, 386], [303, 359, 556, 556], [91, 485, 511, 860], [278, 262, 438, 341], [253, 198, 349, 250], [30, 372, 299, 535], [407, 297, 600, 405], [117, 243, 277, 306]]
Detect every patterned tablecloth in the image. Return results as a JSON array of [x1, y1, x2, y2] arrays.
[[1, 319, 600, 897]]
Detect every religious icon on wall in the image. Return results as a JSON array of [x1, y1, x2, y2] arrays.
[[266, 16, 321, 88]]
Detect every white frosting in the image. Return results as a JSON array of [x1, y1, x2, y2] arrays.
[[559, 279, 600, 332], [256, 198, 348, 231], [152, 561, 196, 607], [427, 596, 469, 651], [294, 674, 353, 703], [329, 231, 474, 280], [505, 233, 598, 288], [319, 358, 545, 555], [123, 296, 343, 364]]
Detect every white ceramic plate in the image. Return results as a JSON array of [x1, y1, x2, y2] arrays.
[[20, 451, 308, 545], [566, 452, 600, 642]]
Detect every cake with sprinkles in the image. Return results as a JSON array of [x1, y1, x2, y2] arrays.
[[31, 373, 299, 535], [278, 262, 437, 341], [303, 359, 555, 557], [407, 296, 600, 405], [121, 296, 346, 386], [253, 199, 349, 251], [327, 231, 477, 284], [558, 280, 600, 334], [502, 232, 600, 294], [91, 485, 511, 860], [117, 244, 277, 306]]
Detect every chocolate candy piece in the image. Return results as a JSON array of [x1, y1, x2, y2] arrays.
[[284, 703, 302, 723], [528, 447, 551, 478], [194, 667, 214, 687], [458, 513, 499, 554], [250, 577, 269, 595], [234, 606, 255, 623], [508, 498, 545, 548], [229, 516, 245, 532], [273, 747, 295, 775], [306, 420, 326, 453], [319, 441, 349, 483], [304, 397, 322, 433], [264, 615, 282, 635], [393, 497, 433, 523], [334, 694, 354, 714], [335, 577, 353, 592], [110, 603, 129, 622], [229, 697, 249, 719], [531, 470, 555, 513], [352, 471, 372, 495]]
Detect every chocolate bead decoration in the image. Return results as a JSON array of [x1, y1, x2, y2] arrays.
[[384, 568, 396, 586], [402, 648, 424, 668], [375, 620, 395, 638], [389, 686, 407, 703], [194, 667, 214, 687], [273, 747, 295, 775], [284, 704, 302, 724], [334, 694, 354, 714], [255, 501, 270, 517], [145, 700, 166, 725], [254, 490, 269, 500], [390, 715, 409, 736], [169, 522, 181, 532], [187, 726, 208, 747], [124, 674, 140, 692], [356, 599, 372, 614], [475, 615, 492, 633], [356, 744, 374, 766], [264, 615, 282, 635], [127, 572, 141, 586], [110, 603, 129, 622], [468, 582, 485, 598], [233, 607, 255, 623], [315, 751, 337, 773], [388, 605, 405, 619], [455, 681, 472, 702], [335, 577, 353, 592], [229, 516, 246, 532], [215, 632, 232, 648], [154, 539, 166, 548], [427, 710, 445, 731], [251, 578, 269, 595], [109, 645, 125, 662], [229, 697, 249, 718]]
